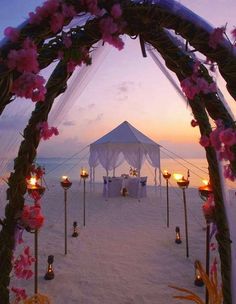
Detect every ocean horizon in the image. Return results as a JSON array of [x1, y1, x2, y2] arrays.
[[35, 156, 226, 189]]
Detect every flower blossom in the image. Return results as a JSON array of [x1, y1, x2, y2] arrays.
[[62, 4, 77, 18], [208, 26, 225, 49], [210, 257, 218, 276], [13, 246, 35, 280], [99, 17, 124, 50], [11, 287, 27, 304], [4, 27, 20, 42], [37, 121, 59, 140], [224, 164, 235, 181], [209, 127, 222, 151], [202, 194, 215, 222], [111, 4, 122, 19], [191, 119, 198, 127], [199, 135, 210, 147], [50, 12, 64, 33], [80, 0, 100, 15], [219, 145, 235, 161], [21, 205, 44, 230], [219, 128, 236, 146], [29, 0, 60, 24], [7, 40, 39, 73], [28, 164, 45, 179], [181, 77, 216, 100], [12, 72, 46, 102]]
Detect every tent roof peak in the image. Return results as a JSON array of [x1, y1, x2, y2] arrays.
[[90, 121, 160, 146]]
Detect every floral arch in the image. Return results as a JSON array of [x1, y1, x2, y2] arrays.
[[0, 0, 236, 303]]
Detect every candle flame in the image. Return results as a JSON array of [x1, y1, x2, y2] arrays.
[[62, 175, 68, 181]]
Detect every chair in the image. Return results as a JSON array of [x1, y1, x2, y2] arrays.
[[139, 176, 147, 198], [103, 177, 123, 198], [127, 177, 147, 199]]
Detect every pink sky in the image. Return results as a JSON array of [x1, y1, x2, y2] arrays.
[[0, 0, 235, 158]]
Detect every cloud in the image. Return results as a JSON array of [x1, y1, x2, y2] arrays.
[[38, 136, 87, 158], [114, 81, 139, 102], [87, 113, 104, 124], [62, 120, 76, 126]]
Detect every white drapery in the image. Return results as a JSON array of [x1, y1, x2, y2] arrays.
[[89, 121, 161, 184]]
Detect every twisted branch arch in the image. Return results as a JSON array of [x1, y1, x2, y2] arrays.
[[0, 1, 235, 303]]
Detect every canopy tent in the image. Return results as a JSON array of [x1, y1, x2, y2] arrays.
[[89, 121, 161, 185]]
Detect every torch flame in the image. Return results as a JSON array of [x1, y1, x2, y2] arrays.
[[202, 179, 209, 186], [173, 173, 183, 181], [29, 177, 37, 186]]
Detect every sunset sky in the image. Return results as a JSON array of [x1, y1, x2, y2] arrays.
[[0, 0, 235, 158]]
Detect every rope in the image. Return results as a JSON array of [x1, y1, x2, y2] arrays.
[[43, 145, 89, 176], [160, 146, 208, 177]]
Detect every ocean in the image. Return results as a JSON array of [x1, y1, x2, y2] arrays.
[[35, 157, 228, 189]]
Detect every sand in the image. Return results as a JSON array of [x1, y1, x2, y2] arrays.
[[2, 178, 230, 303]]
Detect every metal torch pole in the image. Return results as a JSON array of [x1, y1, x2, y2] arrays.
[[83, 178, 86, 227], [64, 188, 67, 255], [166, 179, 169, 228], [205, 220, 210, 304], [34, 228, 38, 294], [182, 188, 189, 258]]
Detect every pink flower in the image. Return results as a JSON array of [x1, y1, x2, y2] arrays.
[[21, 205, 44, 230], [210, 258, 218, 276], [202, 194, 215, 222], [191, 119, 198, 127], [219, 146, 235, 161], [21, 205, 43, 230], [13, 246, 35, 280], [11, 72, 46, 102], [99, 16, 124, 50], [37, 121, 59, 140], [199, 135, 210, 147], [209, 128, 222, 151], [180, 78, 199, 100], [99, 17, 118, 36], [50, 13, 64, 33], [224, 164, 236, 181], [80, 0, 100, 15], [111, 4, 122, 19], [196, 77, 216, 94], [4, 26, 20, 42], [11, 287, 27, 303], [29, 0, 60, 24], [219, 128, 236, 146], [209, 26, 225, 49], [7, 41, 39, 73], [62, 4, 76, 18]]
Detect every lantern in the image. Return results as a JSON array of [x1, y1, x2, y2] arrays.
[[44, 255, 54, 280]]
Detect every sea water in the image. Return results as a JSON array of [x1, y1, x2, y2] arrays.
[[36, 157, 235, 189]]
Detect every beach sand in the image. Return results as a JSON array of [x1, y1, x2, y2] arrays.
[[3, 179, 232, 303]]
